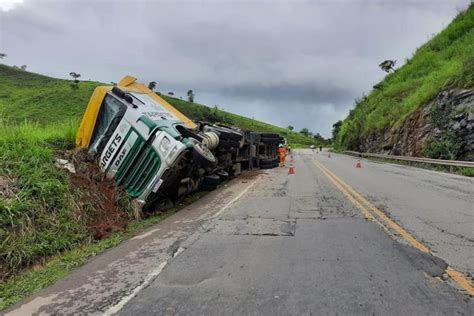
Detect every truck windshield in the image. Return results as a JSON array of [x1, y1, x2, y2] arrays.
[[89, 95, 127, 154]]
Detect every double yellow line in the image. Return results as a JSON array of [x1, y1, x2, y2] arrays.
[[311, 158, 474, 296]]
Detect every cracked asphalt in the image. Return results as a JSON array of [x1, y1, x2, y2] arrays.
[[5, 149, 473, 315]]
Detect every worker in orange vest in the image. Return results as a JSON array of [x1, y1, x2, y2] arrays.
[[278, 144, 287, 167]]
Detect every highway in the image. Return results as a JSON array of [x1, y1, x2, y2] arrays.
[[5, 149, 473, 315]]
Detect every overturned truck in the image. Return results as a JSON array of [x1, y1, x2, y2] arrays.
[[76, 76, 282, 211]]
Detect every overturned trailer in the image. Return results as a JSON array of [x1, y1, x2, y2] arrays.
[[76, 76, 282, 210]]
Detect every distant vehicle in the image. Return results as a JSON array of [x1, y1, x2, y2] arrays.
[[76, 76, 282, 210]]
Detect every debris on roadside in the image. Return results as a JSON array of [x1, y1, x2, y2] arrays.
[[54, 158, 76, 174]]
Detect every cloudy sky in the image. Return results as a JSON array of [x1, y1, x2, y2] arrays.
[[0, 0, 471, 137]]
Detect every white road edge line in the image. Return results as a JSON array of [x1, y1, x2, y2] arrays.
[[131, 228, 161, 240], [212, 177, 260, 219], [103, 178, 259, 315], [103, 260, 168, 316]]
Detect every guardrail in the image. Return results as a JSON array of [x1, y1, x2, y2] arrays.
[[344, 151, 474, 168]]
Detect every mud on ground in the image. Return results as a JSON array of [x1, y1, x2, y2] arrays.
[[64, 149, 133, 239]]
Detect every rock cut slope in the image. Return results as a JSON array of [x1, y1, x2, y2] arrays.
[[335, 4, 474, 161]]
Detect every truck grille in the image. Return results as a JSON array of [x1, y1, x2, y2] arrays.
[[118, 146, 161, 198]]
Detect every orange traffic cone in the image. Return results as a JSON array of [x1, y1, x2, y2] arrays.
[[356, 159, 362, 168], [288, 155, 295, 174], [288, 161, 295, 174]]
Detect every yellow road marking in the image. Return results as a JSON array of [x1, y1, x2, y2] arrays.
[[313, 159, 430, 253], [311, 157, 474, 296], [313, 160, 376, 221]]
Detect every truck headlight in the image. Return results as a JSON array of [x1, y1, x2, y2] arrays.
[[160, 137, 171, 153]]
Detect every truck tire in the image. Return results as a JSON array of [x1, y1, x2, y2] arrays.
[[273, 157, 280, 168], [202, 174, 220, 186], [260, 158, 274, 169], [192, 142, 216, 168], [201, 183, 217, 191], [215, 170, 229, 180]]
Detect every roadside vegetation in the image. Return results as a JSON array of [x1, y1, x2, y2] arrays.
[[334, 4, 474, 153], [0, 63, 319, 309], [0, 64, 319, 146]]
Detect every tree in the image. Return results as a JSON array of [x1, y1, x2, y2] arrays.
[[148, 81, 157, 91], [287, 125, 294, 131], [20, 65, 27, 71], [168, 92, 174, 96], [187, 89, 195, 103], [69, 72, 81, 83], [0, 53, 6, 59], [332, 120, 342, 141], [378, 60, 396, 73], [299, 128, 309, 136]]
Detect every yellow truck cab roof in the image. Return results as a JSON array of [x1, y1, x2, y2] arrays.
[[76, 76, 197, 148]]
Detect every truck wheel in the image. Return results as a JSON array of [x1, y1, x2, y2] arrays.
[[216, 170, 229, 180], [260, 158, 274, 169], [201, 183, 217, 191], [192, 142, 216, 167], [202, 174, 220, 186]]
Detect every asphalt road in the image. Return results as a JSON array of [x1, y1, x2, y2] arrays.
[[5, 149, 473, 315]]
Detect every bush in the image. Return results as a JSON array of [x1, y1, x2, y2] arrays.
[[422, 131, 462, 160]]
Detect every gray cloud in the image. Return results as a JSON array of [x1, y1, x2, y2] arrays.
[[0, 0, 470, 137]]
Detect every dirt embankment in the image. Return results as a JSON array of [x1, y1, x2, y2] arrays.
[[65, 149, 132, 239]]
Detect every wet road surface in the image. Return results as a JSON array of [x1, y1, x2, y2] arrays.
[[5, 149, 473, 315]]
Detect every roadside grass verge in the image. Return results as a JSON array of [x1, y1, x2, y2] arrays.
[[0, 192, 205, 311], [0, 120, 89, 281]]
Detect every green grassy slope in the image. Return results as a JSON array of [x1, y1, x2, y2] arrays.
[[162, 95, 317, 145], [0, 65, 99, 125], [0, 64, 316, 145], [335, 4, 474, 149]]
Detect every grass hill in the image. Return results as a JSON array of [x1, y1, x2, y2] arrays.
[[335, 4, 474, 153], [0, 64, 316, 145]]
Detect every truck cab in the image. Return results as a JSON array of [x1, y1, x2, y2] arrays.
[[77, 76, 217, 209]]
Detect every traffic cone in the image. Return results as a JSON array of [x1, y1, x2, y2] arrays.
[[356, 159, 362, 168], [288, 161, 295, 174]]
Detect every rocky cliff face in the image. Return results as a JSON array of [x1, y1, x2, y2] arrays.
[[359, 88, 474, 161]]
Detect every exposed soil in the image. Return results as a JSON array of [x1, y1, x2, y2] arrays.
[[64, 149, 131, 239], [238, 170, 266, 180]]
